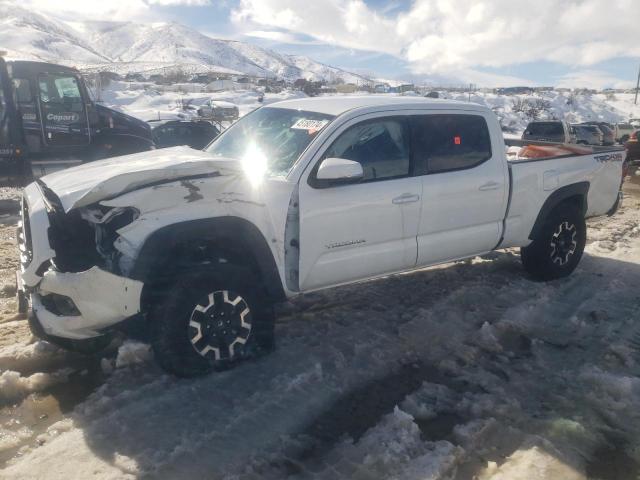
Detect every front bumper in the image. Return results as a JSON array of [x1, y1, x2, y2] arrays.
[[24, 266, 144, 340], [17, 182, 144, 340]]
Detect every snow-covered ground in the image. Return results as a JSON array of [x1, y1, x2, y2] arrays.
[[1, 173, 640, 478], [439, 91, 640, 136], [93, 81, 640, 140], [97, 80, 307, 123]]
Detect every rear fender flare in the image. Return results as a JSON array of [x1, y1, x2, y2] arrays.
[[529, 182, 589, 240]]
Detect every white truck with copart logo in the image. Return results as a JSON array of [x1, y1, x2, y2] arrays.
[[16, 96, 625, 376]]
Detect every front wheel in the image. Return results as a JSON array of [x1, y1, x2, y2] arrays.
[[521, 206, 586, 281], [151, 266, 275, 377]]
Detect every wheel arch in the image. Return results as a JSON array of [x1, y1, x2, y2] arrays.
[[528, 181, 589, 241], [130, 217, 286, 310]]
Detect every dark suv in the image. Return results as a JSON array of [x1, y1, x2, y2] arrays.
[[581, 122, 615, 146], [151, 120, 220, 150], [522, 121, 575, 143]]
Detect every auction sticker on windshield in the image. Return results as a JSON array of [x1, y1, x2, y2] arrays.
[[291, 118, 329, 134]]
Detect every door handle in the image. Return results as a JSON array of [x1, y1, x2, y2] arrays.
[[479, 181, 500, 191], [392, 193, 420, 204]]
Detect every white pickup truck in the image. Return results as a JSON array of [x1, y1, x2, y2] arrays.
[[16, 97, 625, 376]]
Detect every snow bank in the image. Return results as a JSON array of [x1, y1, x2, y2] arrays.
[[114, 341, 153, 369], [0, 370, 69, 403], [480, 444, 585, 480], [0, 426, 32, 454], [356, 407, 461, 479]]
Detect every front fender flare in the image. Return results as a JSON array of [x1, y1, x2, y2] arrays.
[[130, 216, 286, 303]]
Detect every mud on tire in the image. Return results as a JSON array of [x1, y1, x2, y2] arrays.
[[151, 266, 275, 377], [521, 205, 586, 281]]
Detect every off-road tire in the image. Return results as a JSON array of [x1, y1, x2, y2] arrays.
[[152, 266, 275, 377], [521, 205, 586, 281]]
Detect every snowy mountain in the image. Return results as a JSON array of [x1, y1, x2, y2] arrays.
[[0, 4, 109, 64], [0, 6, 370, 83]]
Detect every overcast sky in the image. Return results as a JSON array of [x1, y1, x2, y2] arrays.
[[15, 0, 640, 88]]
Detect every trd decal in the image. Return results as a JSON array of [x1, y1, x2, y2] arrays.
[[594, 153, 623, 163]]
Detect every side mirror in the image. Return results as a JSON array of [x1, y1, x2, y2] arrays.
[[315, 157, 363, 187]]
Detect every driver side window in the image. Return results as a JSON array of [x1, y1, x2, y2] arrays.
[[323, 117, 410, 182], [39, 75, 83, 112]]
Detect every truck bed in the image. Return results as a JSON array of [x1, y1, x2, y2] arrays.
[[505, 138, 625, 163], [499, 139, 625, 249]]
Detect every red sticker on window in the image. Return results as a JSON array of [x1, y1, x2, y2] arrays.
[[454, 136, 461, 145]]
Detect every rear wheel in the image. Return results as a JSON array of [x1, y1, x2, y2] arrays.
[[152, 266, 275, 377], [521, 206, 586, 281]]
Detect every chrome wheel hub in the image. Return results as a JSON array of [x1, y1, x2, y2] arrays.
[[188, 290, 252, 361], [550, 221, 577, 266]]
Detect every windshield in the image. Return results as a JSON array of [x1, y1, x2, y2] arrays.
[[527, 122, 563, 135], [206, 107, 334, 176]]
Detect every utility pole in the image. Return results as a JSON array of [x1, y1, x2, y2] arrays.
[[635, 62, 640, 105]]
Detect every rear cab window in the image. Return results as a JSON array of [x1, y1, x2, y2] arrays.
[[411, 114, 492, 174], [526, 122, 564, 136]]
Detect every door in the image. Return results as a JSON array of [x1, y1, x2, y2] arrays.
[[12, 78, 40, 148], [0, 58, 21, 156], [298, 115, 422, 291], [38, 73, 90, 147], [411, 113, 507, 265]]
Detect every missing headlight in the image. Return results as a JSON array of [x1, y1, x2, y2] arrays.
[[80, 206, 140, 274], [40, 293, 81, 316]]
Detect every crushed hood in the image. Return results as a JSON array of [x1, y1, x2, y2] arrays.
[[40, 146, 243, 212]]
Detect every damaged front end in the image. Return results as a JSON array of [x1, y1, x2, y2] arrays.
[[18, 181, 143, 340]]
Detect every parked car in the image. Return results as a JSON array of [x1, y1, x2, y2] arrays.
[[572, 124, 604, 145], [197, 100, 239, 122], [614, 123, 635, 143], [17, 96, 625, 377], [582, 122, 615, 146], [522, 121, 576, 144], [151, 120, 220, 150], [625, 129, 640, 162]]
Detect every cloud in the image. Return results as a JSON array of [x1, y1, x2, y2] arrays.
[[556, 70, 636, 90], [148, 0, 210, 4], [4, 0, 210, 20], [244, 30, 321, 45], [231, 0, 638, 85]]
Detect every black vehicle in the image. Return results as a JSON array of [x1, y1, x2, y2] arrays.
[[151, 120, 220, 150], [0, 58, 153, 185]]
